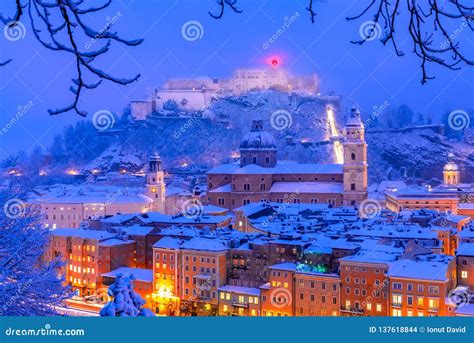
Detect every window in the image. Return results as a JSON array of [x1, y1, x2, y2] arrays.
[[244, 183, 251, 191], [218, 198, 225, 206], [376, 304, 382, 312], [223, 305, 228, 312], [392, 309, 402, 316], [417, 285, 423, 292], [392, 294, 402, 306], [417, 297, 424, 307], [428, 286, 439, 294], [351, 153, 356, 161], [428, 298, 439, 309], [407, 296, 413, 306], [351, 183, 356, 191], [461, 271, 468, 279], [366, 303, 372, 311], [393, 282, 402, 290]]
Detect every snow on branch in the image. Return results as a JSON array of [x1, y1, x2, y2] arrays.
[[346, 0, 474, 84], [1, 0, 144, 116], [208, 0, 242, 19]]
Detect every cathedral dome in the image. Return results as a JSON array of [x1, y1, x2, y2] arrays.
[[240, 120, 276, 150], [444, 152, 459, 172]]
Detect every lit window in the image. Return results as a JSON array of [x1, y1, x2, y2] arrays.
[[366, 303, 372, 311], [376, 304, 382, 312], [238, 295, 244, 303], [461, 271, 468, 279], [223, 305, 228, 312], [418, 297, 424, 307], [226, 293, 230, 301], [220, 293, 224, 300]]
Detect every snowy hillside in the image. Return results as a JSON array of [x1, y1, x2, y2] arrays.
[[6, 90, 472, 185]]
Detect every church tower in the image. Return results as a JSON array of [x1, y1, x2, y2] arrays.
[[342, 104, 368, 206], [145, 153, 166, 213], [443, 152, 460, 186], [239, 120, 277, 168]]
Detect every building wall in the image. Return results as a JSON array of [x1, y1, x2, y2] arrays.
[[131, 101, 152, 121], [339, 261, 390, 316], [218, 290, 260, 316], [154, 89, 216, 110], [294, 273, 340, 316], [41, 202, 151, 229], [261, 268, 295, 316], [457, 255, 474, 288]]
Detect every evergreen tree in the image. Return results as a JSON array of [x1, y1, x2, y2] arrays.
[[0, 183, 70, 315], [100, 274, 155, 317]]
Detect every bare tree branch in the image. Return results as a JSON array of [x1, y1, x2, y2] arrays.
[[346, 0, 473, 84], [1, 0, 143, 116], [208, 0, 242, 19]]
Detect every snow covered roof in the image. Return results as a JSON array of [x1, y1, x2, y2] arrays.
[[102, 267, 153, 283], [34, 185, 153, 205], [153, 236, 184, 249], [270, 182, 343, 194], [455, 303, 474, 316], [239, 120, 276, 150], [99, 238, 134, 247], [456, 242, 474, 256], [218, 285, 260, 296], [52, 228, 116, 241], [208, 184, 232, 193], [117, 225, 155, 236], [339, 250, 398, 264], [207, 162, 343, 175], [458, 226, 474, 239], [181, 237, 228, 252], [387, 257, 453, 281], [346, 224, 437, 240]]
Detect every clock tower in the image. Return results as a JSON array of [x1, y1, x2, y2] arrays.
[[145, 153, 166, 213], [342, 104, 368, 206]]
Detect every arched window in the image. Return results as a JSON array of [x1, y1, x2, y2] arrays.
[[351, 153, 356, 161]]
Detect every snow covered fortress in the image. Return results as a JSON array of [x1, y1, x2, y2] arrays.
[[206, 106, 368, 210]]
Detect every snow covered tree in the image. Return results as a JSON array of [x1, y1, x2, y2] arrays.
[[0, 183, 70, 316], [100, 274, 155, 317]]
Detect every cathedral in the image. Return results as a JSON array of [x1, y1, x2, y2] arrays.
[[206, 106, 368, 210]]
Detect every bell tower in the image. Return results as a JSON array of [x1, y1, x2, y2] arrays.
[[342, 104, 368, 206], [443, 152, 460, 186], [145, 153, 166, 213]]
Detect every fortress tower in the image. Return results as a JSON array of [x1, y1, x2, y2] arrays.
[[145, 153, 166, 213], [342, 104, 368, 206]]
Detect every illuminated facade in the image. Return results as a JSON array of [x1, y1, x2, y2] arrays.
[[207, 114, 369, 211]]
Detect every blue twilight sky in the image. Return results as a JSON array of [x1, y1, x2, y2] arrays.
[[0, 0, 473, 156]]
